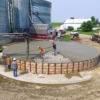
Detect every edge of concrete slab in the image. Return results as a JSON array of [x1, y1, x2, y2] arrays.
[[0, 65, 92, 84]]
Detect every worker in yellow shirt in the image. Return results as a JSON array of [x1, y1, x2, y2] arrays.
[[6, 56, 11, 70], [38, 46, 45, 59]]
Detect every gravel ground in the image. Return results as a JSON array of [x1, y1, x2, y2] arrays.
[[0, 34, 100, 100], [34, 51, 71, 63]]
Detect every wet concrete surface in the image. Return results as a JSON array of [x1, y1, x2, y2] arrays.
[[3, 41, 100, 62]]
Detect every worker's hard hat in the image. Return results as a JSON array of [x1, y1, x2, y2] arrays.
[[13, 58, 16, 61], [38, 46, 40, 48]]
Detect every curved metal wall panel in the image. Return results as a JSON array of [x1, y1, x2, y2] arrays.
[[0, 0, 9, 33], [13, 0, 30, 29], [31, 0, 51, 25]]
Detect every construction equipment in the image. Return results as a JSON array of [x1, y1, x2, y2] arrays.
[[1, 0, 56, 39], [90, 31, 100, 43], [27, 13, 57, 39], [71, 33, 80, 40]]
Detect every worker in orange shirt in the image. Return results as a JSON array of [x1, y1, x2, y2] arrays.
[[6, 56, 11, 70], [38, 46, 45, 59]]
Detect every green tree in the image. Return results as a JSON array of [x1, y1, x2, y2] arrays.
[[99, 22, 100, 26], [91, 16, 95, 21], [70, 17, 74, 19], [81, 21, 93, 32], [95, 18, 99, 26], [68, 26, 74, 31], [91, 16, 96, 26]]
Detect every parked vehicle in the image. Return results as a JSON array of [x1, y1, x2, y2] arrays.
[[70, 31, 79, 35], [90, 31, 99, 41], [48, 29, 58, 37], [90, 32, 100, 43], [59, 30, 66, 34]]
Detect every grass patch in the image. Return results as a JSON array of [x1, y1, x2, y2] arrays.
[[0, 46, 4, 51], [0, 74, 9, 83], [66, 30, 70, 33], [93, 26, 100, 28], [77, 30, 96, 35], [61, 35, 71, 41], [51, 23, 63, 28]]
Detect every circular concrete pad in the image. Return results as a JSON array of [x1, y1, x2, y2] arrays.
[[4, 41, 100, 62]]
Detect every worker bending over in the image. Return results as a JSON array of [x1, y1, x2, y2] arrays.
[[38, 46, 45, 58]]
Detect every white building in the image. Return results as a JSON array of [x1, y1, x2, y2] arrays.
[[60, 19, 91, 30]]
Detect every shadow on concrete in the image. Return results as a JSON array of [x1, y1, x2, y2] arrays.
[[65, 73, 83, 79], [18, 72, 29, 77]]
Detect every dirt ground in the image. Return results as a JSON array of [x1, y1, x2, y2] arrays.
[[0, 35, 100, 100]]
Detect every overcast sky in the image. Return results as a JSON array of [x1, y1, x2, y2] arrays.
[[48, 0, 100, 22]]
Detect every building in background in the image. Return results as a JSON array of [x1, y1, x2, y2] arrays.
[[13, 0, 30, 32], [13, 0, 52, 33], [0, 0, 52, 37], [60, 19, 91, 30], [31, 0, 51, 25], [0, 0, 9, 33]]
